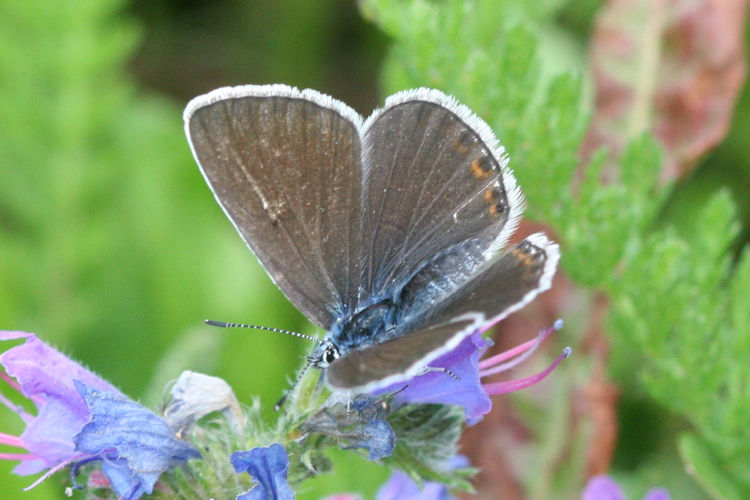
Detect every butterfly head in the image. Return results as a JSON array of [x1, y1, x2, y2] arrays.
[[309, 339, 341, 369]]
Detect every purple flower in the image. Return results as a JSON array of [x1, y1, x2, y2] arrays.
[[388, 320, 569, 424], [232, 443, 294, 500], [376, 470, 455, 500], [72, 381, 201, 499], [1, 331, 200, 498], [376, 456, 468, 500], [0, 331, 123, 478], [582, 475, 671, 500]]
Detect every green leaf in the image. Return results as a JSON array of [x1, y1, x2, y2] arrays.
[[384, 404, 474, 491], [679, 433, 744, 500]]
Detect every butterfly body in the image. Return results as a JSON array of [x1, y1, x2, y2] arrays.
[[316, 234, 490, 369]]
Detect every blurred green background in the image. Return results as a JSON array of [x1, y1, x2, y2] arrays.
[[0, 0, 748, 499], [0, 1, 391, 497]]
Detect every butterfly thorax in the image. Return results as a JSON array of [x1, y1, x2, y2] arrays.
[[309, 299, 397, 370], [333, 298, 397, 351], [312, 239, 490, 370]]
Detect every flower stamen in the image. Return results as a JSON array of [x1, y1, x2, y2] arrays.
[[24, 457, 78, 491], [479, 319, 564, 377], [0, 452, 34, 461], [0, 431, 25, 448], [483, 347, 571, 395]]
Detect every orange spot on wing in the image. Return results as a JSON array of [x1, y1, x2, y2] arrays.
[[484, 187, 506, 217], [453, 139, 471, 154], [471, 158, 492, 179], [484, 188, 496, 215], [511, 244, 545, 277]]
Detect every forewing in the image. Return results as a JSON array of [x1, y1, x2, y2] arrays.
[[359, 89, 523, 301], [185, 85, 364, 328], [326, 315, 482, 391]]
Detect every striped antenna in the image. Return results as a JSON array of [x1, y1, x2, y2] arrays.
[[204, 320, 324, 345], [273, 358, 315, 411]]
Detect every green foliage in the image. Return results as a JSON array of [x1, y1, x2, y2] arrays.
[[384, 404, 474, 491], [561, 136, 666, 287], [149, 377, 467, 499], [363, 0, 749, 498], [609, 192, 750, 498], [0, 0, 310, 411], [0, 0, 301, 498]]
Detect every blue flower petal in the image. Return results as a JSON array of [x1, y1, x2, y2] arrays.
[[232, 443, 294, 500], [349, 419, 395, 461], [300, 394, 395, 461], [100, 460, 160, 500], [72, 381, 200, 500], [384, 332, 491, 425]]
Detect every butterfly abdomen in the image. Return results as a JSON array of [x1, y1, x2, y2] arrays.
[[397, 238, 487, 323]]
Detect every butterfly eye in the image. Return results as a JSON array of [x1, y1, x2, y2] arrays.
[[324, 345, 339, 364]]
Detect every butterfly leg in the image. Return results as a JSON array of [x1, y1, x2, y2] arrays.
[[418, 365, 461, 381]]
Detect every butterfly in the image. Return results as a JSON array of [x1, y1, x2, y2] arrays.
[[184, 84, 558, 396]]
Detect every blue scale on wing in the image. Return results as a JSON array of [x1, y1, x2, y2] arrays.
[[395, 238, 487, 331], [330, 238, 486, 353]]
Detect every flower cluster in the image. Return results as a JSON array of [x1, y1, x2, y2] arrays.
[[1, 320, 569, 499], [0, 331, 199, 499]]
